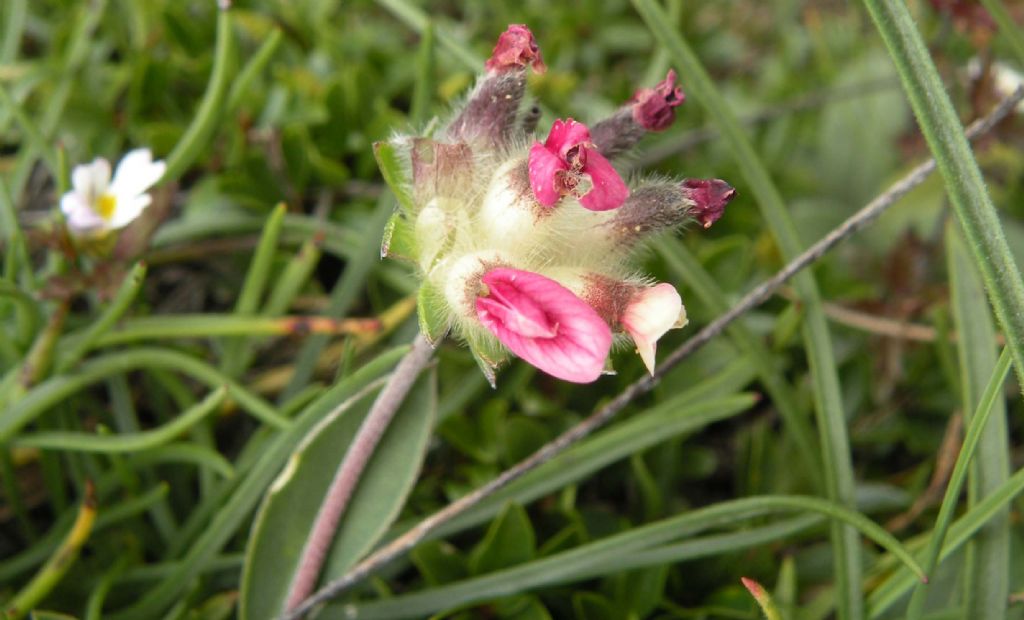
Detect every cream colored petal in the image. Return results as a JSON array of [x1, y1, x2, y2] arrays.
[[620, 283, 683, 375]]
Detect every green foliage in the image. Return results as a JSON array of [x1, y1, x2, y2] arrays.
[[1, 1, 1022, 619]]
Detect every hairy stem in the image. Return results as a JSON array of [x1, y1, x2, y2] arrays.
[[284, 333, 435, 611], [282, 87, 1023, 620]]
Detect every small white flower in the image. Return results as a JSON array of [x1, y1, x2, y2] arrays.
[[60, 148, 166, 236]]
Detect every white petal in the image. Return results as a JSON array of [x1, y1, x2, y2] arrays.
[[61, 193, 106, 233], [108, 194, 152, 229], [109, 148, 166, 199], [621, 283, 684, 375], [71, 158, 112, 205]]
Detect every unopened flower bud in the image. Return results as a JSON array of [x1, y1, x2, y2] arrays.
[[681, 178, 736, 229], [480, 158, 549, 252], [447, 25, 545, 146], [484, 24, 546, 74], [591, 70, 686, 158]]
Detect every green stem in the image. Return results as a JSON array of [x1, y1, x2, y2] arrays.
[[0, 347, 289, 443], [160, 8, 235, 182], [54, 262, 147, 374], [15, 387, 227, 453], [3, 483, 97, 620], [862, 0, 1024, 394], [226, 28, 283, 112]]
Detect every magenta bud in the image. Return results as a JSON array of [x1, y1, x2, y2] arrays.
[[485, 24, 546, 74], [681, 178, 735, 229], [631, 70, 685, 131], [590, 71, 685, 158]]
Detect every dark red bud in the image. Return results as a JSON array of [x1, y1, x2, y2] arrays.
[[485, 24, 546, 74], [681, 178, 735, 229], [631, 70, 686, 131]]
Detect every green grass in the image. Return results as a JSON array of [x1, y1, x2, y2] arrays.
[[1, 2, 1022, 619]]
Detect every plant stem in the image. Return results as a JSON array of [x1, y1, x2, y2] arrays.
[[285, 333, 435, 611], [280, 85, 1023, 620]]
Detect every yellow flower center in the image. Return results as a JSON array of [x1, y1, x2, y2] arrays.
[[96, 193, 117, 221]]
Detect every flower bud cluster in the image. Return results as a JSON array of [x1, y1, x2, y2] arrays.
[[379, 25, 735, 385]]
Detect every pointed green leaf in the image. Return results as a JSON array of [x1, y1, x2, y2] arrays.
[[469, 503, 536, 575], [239, 368, 437, 620], [411, 540, 468, 586], [573, 592, 618, 620], [416, 280, 450, 345], [465, 330, 508, 388], [381, 211, 417, 261], [373, 140, 416, 216]]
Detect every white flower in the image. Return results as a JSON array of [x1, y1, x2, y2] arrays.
[[60, 148, 166, 236]]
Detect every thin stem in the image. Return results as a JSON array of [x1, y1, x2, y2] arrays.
[[281, 85, 1023, 620], [284, 333, 436, 610]]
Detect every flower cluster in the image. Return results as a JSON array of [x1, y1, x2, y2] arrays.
[[379, 25, 735, 384]]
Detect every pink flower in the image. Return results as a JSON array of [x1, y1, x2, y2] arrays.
[[485, 24, 546, 74], [475, 268, 612, 383], [681, 178, 736, 229], [528, 118, 629, 211], [620, 283, 685, 375], [631, 70, 686, 131]]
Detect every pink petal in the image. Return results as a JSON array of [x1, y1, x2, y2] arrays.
[[528, 142, 567, 207], [544, 118, 591, 158], [476, 268, 612, 383], [620, 283, 684, 374], [579, 148, 629, 211], [485, 24, 546, 74]]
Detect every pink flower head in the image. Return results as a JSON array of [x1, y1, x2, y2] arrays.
[[631, 70, 686, 131], [681, 178, 736, 229], [485, 24, 547, 74], [528, 118, 629, 211], [620, 283, 685, 375], [475, 268, 612, 383]]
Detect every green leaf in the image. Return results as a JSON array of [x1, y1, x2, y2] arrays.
[[381, 211, 417, 261], [239, 367, 436, 620], [572, 592, 618, 620], [464, 329, 508, 389], [373, 140, 416, 216], [109, 347, 407, 619], [411, 540, 468, 586], [468, 503, 536, 575], [609, 565, 668, 619], [416, 279, 450, 345]]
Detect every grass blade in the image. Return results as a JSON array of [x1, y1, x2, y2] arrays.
[[14, 387, 227, 453], [862, 0, 1024, 393]]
